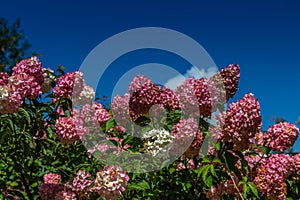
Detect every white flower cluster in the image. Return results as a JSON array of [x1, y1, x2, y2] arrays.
[[42, 68, 56, 93], [93, 165, 130, 200], [73, 84, 95, 105], [0, 86, 9, 100], [142, 128, 174, 156]]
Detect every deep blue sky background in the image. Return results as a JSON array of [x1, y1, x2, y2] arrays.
[[1, 0, 300, 151]]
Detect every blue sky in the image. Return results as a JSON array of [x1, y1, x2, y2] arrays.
[[1, 0, 300, 151]]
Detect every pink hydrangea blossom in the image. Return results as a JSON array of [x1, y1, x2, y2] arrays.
[[0, 72, 9, 86], [193, 77, 218, 117], [129, 75, 162, 120], [254, 154, 293, 200], [0, 84, 23, 114], [69, 170, 92, 198], [43, 173, 62, 184], [53, 71, 84, 99], [217, 93, 262, 150], [128, 75, 153, 94], [111, 94, 131, 127], [175, 78, 199, 117], [267, 122, 299, 152], [160, 87, 180, 111], [292, 154, 300, 174], [170, 118, 203, 158], [9, 73, 42, 99], [94, 102, 111, 126], [218, 64, 240, 101], [55, 116, 88, 144], [12, 56, 44, 85]]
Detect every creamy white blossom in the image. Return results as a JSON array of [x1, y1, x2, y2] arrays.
[[143, 128, 174, 156]]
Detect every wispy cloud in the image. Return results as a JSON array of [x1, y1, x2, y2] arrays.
[[164, 66, 218, 90]]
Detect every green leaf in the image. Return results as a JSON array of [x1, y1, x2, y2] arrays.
[[202, 156, 211, 163], [212, 157, 221, 163], [248, 182, 259, 198], [205, 175, 213, 188], [243, 183, 248, 194], [127, 180, 150, 190], [10, 182, 18, 187], [215, 141, 221, 151], [135, 115, 151, 127], [105, 118, 116, 131], [18, 108, 30, 126], [209, 164, 216, 176], [169, 167, 175, 175], [7, 118, 14, 132], [200, 164, 211, 183]]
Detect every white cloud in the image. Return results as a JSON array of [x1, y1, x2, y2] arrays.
[[164, 66, 218, 90]]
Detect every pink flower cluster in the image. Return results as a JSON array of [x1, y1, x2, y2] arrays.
[[217, 93, 262, 150], [0, 57, 46, 114], [38, 173, 65, 200], [254, 154, 293, 200], [0, 83, 23, 114], [44, 173, 62, 184], [175, 78, 199, 117], [39, 166, 129, 199], [0, 72, 9, 85], [67, 170, 93, 198], [94, 102, 112, 126], [129, 75, 163, 120], [266, 122, 299, 152], [12, 56, 44, 85], [170, 118, 203, 158], [55, 116, 86, 144], [192, 78, 218, 117], [93, 165, 130, 200], [293, 154, 300, 174], [128, 75, 180, 120], [111, 94, 131, 127], [217, 64, 240, 101], [55, 102, 111, 144], [53, 71, 84, 100]]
